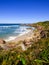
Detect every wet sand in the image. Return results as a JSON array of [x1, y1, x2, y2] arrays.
[[11, 30, 33, 43]]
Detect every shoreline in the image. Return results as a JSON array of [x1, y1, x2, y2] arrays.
[[5, 29, 33, 42], [13, 29, 33, 42], [0, 29, 33, 50]]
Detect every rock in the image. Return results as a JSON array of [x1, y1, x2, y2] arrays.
[[0, 38, 6, 44], [0, 39, 6, 49], [40, 30, 46, 38], [23, 38, 32, 46]]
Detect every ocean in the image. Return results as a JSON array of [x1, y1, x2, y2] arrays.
[[0, 24, 33, 41]]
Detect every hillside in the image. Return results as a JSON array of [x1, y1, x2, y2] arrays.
[[0, 21, 49, 65], [30, 21, 49, 30]]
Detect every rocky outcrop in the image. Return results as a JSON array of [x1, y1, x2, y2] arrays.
[[0, 39, 6, 49], [39, 30, 47, 38]]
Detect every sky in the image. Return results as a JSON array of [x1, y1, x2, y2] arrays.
[[0, 0, 49, 23]]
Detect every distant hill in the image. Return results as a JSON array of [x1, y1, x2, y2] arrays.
[[28, 21, 49, 30]]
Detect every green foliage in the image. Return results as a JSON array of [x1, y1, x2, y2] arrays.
[[32, 21, 49, 30], [39, 46, 49, 62], [0, 21, 49, 65], [20, 57, 26, 65]]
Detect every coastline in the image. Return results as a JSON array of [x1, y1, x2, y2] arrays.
[[5, 29, 33, 43], [13, 29, 33, 42]]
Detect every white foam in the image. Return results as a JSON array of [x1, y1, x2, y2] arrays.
[[5, 36, 16, 41], [13, 26, 27, 33], [5, 29, 31, 42]]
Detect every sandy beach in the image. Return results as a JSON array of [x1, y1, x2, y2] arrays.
[[14, 30, 33, 42], [0, 25, 34, 50], [0, 28, 40, 50], [0, 29, 33, 50], [5, 29, 33, 43]]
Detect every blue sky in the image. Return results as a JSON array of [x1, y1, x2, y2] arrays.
[[0, 0, 49, 23]]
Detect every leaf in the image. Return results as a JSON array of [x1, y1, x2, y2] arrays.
[[20, 57, 26, 65]]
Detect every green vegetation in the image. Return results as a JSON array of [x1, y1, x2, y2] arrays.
[[0, 21, 49, 65]]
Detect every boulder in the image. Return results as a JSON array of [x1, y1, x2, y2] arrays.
[[0, 38, 6, 44], [23, 38, 32, 46]]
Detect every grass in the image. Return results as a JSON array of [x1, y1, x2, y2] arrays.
[[0, 21, 49, 65]]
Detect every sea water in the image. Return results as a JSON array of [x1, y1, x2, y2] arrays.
[[0, 24, 33, 41]]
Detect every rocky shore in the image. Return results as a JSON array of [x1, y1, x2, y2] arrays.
[[0, 29, 41, 50]]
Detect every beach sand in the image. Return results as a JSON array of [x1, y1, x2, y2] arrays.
[[6, 29, 33, 43], [14, 30, 33, 42]]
